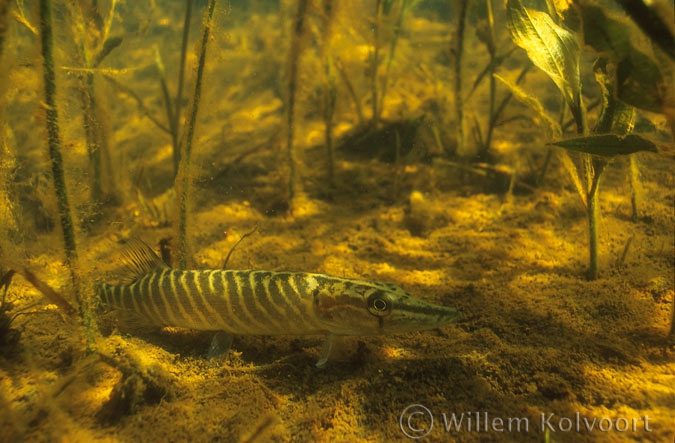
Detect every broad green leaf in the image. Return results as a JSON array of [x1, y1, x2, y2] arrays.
[[506, 0, 581, 113], [594, 58, 634, 134], [495, 73, 561, 138], [616, 55, 665, 114], [549, 134, 659, 156], [580, 5, 665, 114]]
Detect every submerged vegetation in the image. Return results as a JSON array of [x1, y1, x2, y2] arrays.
[[0, 0, 672, 441]]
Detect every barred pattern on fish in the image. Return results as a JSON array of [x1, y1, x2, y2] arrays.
[[97, 240, 461, 366]]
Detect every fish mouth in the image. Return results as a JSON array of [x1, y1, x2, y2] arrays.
[[385, 299, 462, 332]]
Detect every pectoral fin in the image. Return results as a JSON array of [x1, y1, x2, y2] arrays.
[[316, 333, 335, 368], [207, 331, 234, 360]]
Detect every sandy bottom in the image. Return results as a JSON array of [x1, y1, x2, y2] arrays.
[[0, 143, 673, 443]]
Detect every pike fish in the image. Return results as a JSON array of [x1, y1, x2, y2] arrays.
[[97, 240, 461, 367]]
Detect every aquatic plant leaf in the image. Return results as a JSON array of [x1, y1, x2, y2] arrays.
[[506, 0, 581, 111], [616, 55, 665, 114], [20, 268, 78, 318], [549, 134, 659, 157], [495, 74, 561, 138], [0, 270, 15, 295], [580, 5, 665, 114], [594, 58, 634, 135], [94, 35, 123, 67]]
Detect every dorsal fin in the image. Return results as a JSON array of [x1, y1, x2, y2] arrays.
[[120, 239, 169, 282]]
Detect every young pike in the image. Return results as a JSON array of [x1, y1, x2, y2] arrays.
[[97, 241, 461, 367]]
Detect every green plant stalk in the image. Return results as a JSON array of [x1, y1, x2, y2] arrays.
[[669, 295, 675, 341], [73, 1, 117, 214], [629, 154, 639, 220], [586, 164, 600, 280], [538, 92, 566, 185], [454, 0, 469, 155], [286, 0, 309, 205], [39, 0, 82, 307], [323, 78, 336, 184], [371, 0, 383, 129], [156, 50, 176, 143], [81, 73, 103, 207], [616, 235, 633, 267], [568, 80, 599, 281], [335, 58, 364, 125], [569, 90, 601, 281], [172, 0, 193, 177], [377, 0, 408, 124], [0, 0, 9, 59], [482, 72, 496, 158], [479, 0, 497, 161], [103, 74, 171, 133], [175, 0, 216, 269], [320, 0, 336, 184]]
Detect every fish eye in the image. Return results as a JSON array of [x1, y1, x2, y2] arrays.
[[367, 292, 392, 317]]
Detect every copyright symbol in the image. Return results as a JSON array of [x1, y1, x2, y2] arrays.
[[399, 404, 433, 439]]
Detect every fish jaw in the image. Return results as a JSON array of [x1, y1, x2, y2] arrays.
[[312, 279, 461, 336], [378, 295, 462, 334]]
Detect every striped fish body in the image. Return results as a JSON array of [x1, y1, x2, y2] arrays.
[[97, 241, 461, 365], [99, 268, 353, 336]]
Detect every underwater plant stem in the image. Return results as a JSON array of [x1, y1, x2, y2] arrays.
[[586, 158, 605, 280], [286, 0, 309, 206], [378, 0, 408, 125], [175, 0, 216, 270], [323, 86, 336, 183], [587, 179, 599, 280], [38, 0, 82, 306], [480, 0, 497, 161], [335, 58, 364, 125], [73, 2, 107, 210], [454, 0, 469, 155], [320, 0, 336, 184], [571, 91, 588, 137], [81, 72, 103, 207], [157, 51, 176, 142], [570, 91, 600, 281], [371, 0, 383, 130], [172, 0, 193, 177], [629, 154, 639, 221], [483, 71, 496, 157], [103, 74, 171, 133], [0, 1, 8, 60], [669, 296, 675, 341]]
